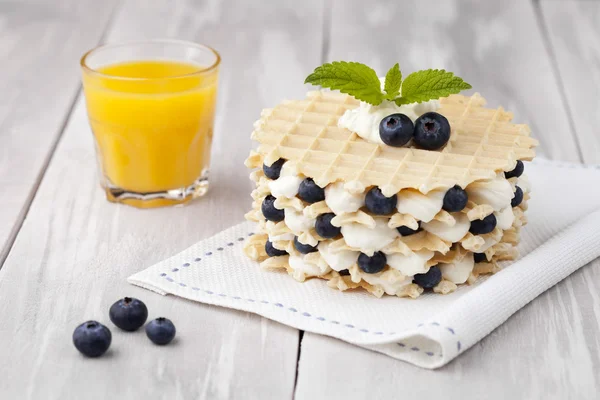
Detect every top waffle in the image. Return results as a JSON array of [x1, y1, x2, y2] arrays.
[[252, 91, 538, 196]]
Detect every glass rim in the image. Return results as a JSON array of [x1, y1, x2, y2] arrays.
[[80, 39, 221, 81]]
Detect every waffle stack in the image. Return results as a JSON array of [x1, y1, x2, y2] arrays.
[[243, 91, 538, 298]]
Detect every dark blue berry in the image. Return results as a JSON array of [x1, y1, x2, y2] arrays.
[[511, 186, 524, 208], [315, 213, 341, 238], [265, 241, 287, 257], [413, 112, 451, 150], [379, 113, 414, 147], [263, 158, 285, 180], [505, 160, 524, 179], [357, 252, 387, 274], [413, 266, 442, 289], [262, 195, 284, 222], [443, 185, 468, 212], [397, 222, 422, 236], [109, 297, 148, 332], [469, 214, 497, 235], [365, 187, 397, 215], [145, 317, 176, 345], [73, 321, 112, 357], [473, 252, 487, 263], [294, 236, 318, 254], [339, 269, 351, 276], [297, 178, 325, 203]]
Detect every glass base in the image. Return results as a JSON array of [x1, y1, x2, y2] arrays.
[[103, 170, 209, 209]]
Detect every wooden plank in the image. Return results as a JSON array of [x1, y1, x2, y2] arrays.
[[295, 0, 600, 398], [0, 0, 326, 398], [540, 0, 600, 164], [0, 0, 119, 265]]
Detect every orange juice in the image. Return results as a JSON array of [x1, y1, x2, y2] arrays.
[[82, 59, 218, 208]]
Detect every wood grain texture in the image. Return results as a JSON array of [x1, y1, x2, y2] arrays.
[[540, 0, 600, 164], [0, 0, 326, 398], [0, 0, 118, 265], [295, 0, 600, 398]]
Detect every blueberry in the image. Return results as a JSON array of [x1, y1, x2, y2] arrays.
[[397, 222, 422, 236], [339, 269, 351, 276], [473, 252, 487, 263], [469, 214, 497, 235], [297, 178, 325, 203], [511, 186, 524, 208], [365, 187, 397, 215], [265, 240, 287, 257], [261, 195, 284, 222], [293, 236, 318, 254], [263, 158, 285, 180], [73, 321, 112, 357], [413, 112, 451, 150], [413, 266, 442, 289], [443, 185, 468, 212], [145, 317, 176, 345], [379, 113, 414, 147], [505, 160, 524, 179], [315, 213, 341, 238], [357, 252, 387, 274], [109, 297, 148, 332]]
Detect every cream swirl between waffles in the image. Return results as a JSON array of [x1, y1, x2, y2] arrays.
[[243, 90, 537, 298]]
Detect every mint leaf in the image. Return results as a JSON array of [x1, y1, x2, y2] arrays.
[[305, 61, 384, 105], [395, 69, 472, 105], [383, 63, 402, 100]]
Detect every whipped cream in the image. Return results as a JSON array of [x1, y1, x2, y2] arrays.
[[386, 250, 434, 276], [338, 99, 440, 144], [318, 242, 359, 272], [268, 162, 302, 199], [341, 217, 397, 256], [494, 207, 515, 230], [466, 175, 514, 211], [396, 189, 445, 222], [358, 268, 412, 296], [284, 208, 315, 234], [439, 255, 475, 284], [325, 182, 364, 214], [288, 255, 331, 281], [268, 232, 295, 242], [422, 212, 470, 243]]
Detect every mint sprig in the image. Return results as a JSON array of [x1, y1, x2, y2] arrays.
[[305, 62, 471, 106]]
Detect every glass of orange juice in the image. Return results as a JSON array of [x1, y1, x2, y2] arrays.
[[80, 40, 220, 208]]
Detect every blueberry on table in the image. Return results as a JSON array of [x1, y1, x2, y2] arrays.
[[145, 318, 176, 345], [505, 160, 524, 179], [511, 186, 524, 208], [413, 112, 451, 150], [297, 178, 325, 203], [365, 187, 397, 215], [413, 266, 442, 289], [263, 158, 285, 180], [473, 252, 487, 263], [265, 240, 287, 257], [379, 113, 414, 147], [357, 252, 387, 274], [261, 195, 284, 222], [73, 321, 112, 357], [469, 214, 497, 235], [109, 297, 148, 331], [293, 236, 318, 254], [396, 222, 422, 236], [315, 213, 341, 238], [443, 185, 468, 212]]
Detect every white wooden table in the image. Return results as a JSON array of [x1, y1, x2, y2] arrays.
[[0, 0, 599, 398]]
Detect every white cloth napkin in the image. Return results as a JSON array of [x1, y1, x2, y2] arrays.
[[129, 159, 600, 369]]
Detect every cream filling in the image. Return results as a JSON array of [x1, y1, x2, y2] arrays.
[[422, 212, 471, 243], [341, 217, 398, 256], [317, 242, 359, 272], [495, 207, 515, 231], [358, 269, 413, 295], [288, 255, 331, 281], [396, 189, 445, 222], [268, 162, 302, 199], [439, 255, 475, 284], [284, 208, 315, 234], [466, 175, 514, 211], [386, 250, 434, 276], [325, 182, 364, 214]]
